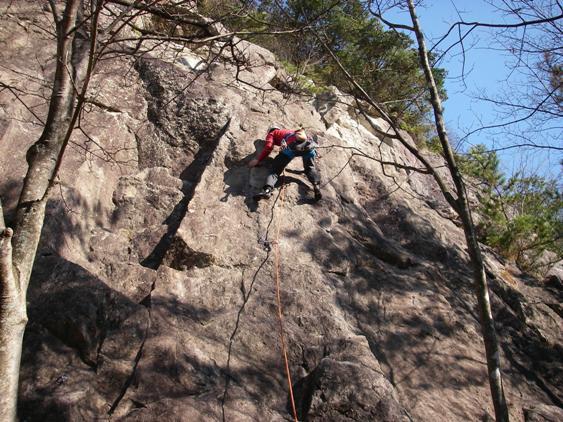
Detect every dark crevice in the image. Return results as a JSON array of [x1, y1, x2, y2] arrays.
[[221, 184, 292, 418], [141, 118, 231, 270], [546, 302, 563, 319], [94, 324, 108, 371], [108, 281, 155, 416], [502, 340, 563, 407], [292, 365, 322, 421], [497, 306, 563, 407], [161, 236, 215, 271], [365, 336, 396, 388], [488, 276, 563, 406], [221, 256, 270, 422]]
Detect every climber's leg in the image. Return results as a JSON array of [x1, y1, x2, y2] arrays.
[[303, 150, 322, 200], [255, 152, 293, 200], [264, 151, 294, 188]]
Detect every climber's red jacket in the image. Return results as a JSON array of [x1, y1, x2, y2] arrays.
[[256, 129, 301, 162]]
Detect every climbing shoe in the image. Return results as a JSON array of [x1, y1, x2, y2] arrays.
[[254, 187, 273, 201], [313, 185, 322, 201]]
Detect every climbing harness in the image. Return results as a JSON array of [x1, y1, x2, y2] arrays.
[[272, 175, 299, 422], [281, 147, 317, 160], [280, 131, 293, 150], [279, 131, 317, 154]]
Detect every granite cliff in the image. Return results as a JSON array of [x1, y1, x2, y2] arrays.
[[0, 3, 561, 421]]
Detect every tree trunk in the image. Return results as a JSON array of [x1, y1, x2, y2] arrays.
[[0, 1, 87, 419], [0, 230, 26, 422], [12, 0, 84, 286], [0, 200, 27, 422], [405, 1, 510, 420]]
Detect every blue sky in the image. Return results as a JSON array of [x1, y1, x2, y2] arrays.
[[385, 1, 562, 181]]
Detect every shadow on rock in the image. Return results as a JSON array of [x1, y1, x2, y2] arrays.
[[222, 139, 318, 212], [141, 120, 230, 270], [299, 177, 562, 418], [0, 178, 21, 225], [19, 255, 149, 421], [222, 138, 265, 212]]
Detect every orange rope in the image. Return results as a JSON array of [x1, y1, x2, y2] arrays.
[[273, 176, 299, 422]]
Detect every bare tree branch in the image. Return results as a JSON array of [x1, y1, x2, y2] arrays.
[[487, 143, 563, 153], [460, 85, 561, 143], [48, 0, 61, 24], [406, 2, 509, 420], [431, 12, 563, 53], [318, 144, 431, 173], [312, 29, 460, 211], [43, 0, 104, 201], [368, 7, 414, 31], [0, 82, 45, 125]]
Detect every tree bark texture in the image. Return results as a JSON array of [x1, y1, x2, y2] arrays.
[[0, 221, 26, 422], [13, 0, 86, 286], [405, 1, 510, 421], [0, 1, 89, 420]]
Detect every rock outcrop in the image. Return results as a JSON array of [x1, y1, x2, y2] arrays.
[[1, 4, 561, 421]]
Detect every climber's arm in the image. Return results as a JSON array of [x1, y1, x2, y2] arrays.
[[248, 133, 274, 167]]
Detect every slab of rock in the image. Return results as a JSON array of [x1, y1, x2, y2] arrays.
[[1, 4, 561, 422]]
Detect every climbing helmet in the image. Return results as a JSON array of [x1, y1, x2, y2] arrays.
[[267, 124, 281, 134]]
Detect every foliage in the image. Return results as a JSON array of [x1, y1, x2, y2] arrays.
[[488, 177, 562, 272], [273, 59, 328, 95], [459, 145, 562, 275], [283, 0, 446, 125], [425, 135, 443, 153], [210, 0, 446, 131], [484, 1, 562, 149], [459, 144, 504, 189], [400, 121, 435, 147]]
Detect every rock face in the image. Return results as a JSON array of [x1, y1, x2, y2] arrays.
[[1, 4, 561, 421]]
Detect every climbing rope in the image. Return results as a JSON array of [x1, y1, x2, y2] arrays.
[[273, 174, 299, 422]]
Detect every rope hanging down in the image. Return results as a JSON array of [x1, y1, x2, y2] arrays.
[[273, 174, 299, 422]]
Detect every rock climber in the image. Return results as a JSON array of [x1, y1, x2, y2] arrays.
[[248, 125, 322, 201]]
